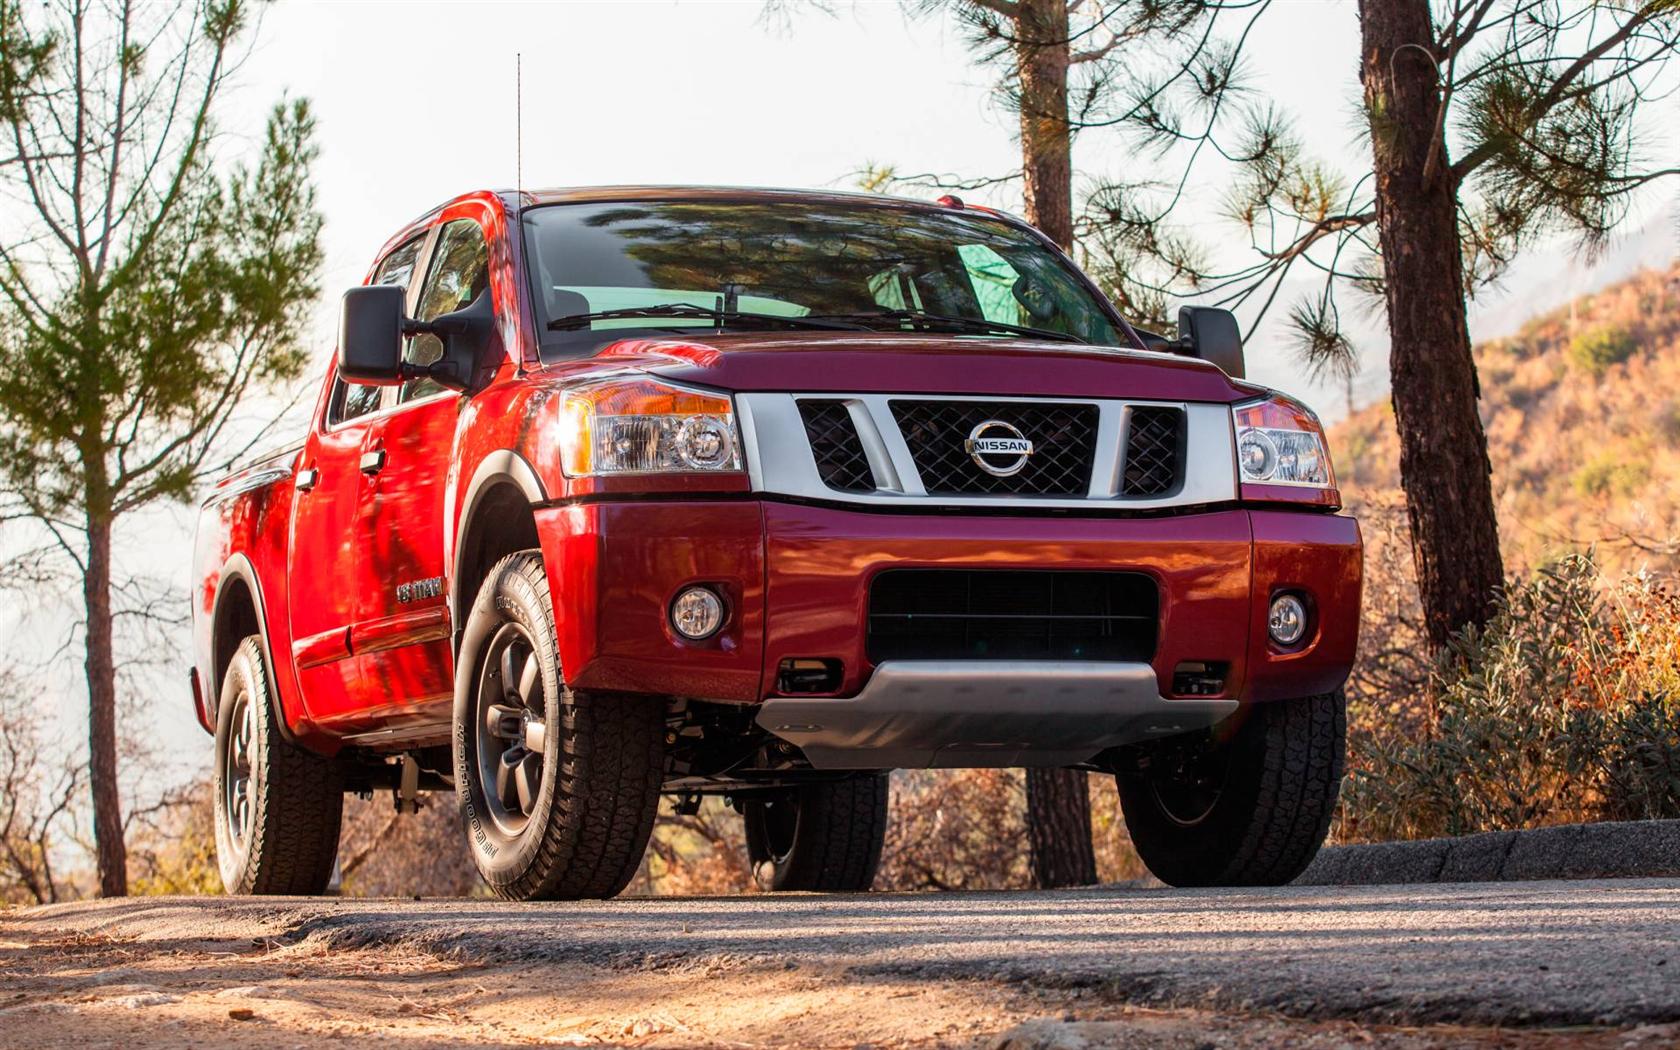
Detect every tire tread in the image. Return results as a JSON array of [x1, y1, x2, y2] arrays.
[[1118, 689, 1345, 888], [218, 636, 343, 896], [751, 775, 888, 892]]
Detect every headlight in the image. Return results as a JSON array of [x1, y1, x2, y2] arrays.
[[1232, 394, 1336, 494], [560, 376, 742, 476]]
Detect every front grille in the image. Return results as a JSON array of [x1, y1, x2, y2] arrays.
[[890, 400, 1097, 496], [1121, 406, 1185, 497], [798, 400, 876, 492], [868, 569, 1158, 663]]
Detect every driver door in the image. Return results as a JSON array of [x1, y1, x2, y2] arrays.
[[286, 235, 425, 728], [351, 217, 492, 728]]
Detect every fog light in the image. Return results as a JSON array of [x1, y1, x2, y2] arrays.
[[1268, 593, 1308, 646], [671, 586, 725, 640]]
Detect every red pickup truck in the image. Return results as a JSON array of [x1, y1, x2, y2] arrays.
[[191, 186, 1360, 901]]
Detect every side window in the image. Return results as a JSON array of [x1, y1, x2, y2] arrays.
[[374, 235, 425, 292], [402, 218, 489, 403], [327, 236, 425, 425]]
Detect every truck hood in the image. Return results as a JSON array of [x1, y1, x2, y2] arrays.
[[553, 332, 1257, 403]]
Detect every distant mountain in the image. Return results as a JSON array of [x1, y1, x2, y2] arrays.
[[1330, 263, 1680, 580]]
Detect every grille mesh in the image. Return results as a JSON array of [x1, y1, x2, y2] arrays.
[[1121, 406, 1184, 497], [890, 400, 1097, 496], [868, 569, 1158, 662], [798, 400, 877, 492]]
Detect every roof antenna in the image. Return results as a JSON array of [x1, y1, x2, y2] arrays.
[[515, 52, 523, 202]]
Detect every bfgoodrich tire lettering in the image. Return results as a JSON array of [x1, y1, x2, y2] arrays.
[[743, 775, 889, 892], [453, 550, 664, 901], [212, 636, 343, 895], [1116, 689, 1346, 887]]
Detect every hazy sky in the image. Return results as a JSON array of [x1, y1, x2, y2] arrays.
[[219, 1, 1676, 408], [13, 0, 1678, 784]]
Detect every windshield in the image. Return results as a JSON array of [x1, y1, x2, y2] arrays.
[[522, 199, 1131, 357]]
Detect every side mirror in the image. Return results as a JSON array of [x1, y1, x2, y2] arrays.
[[338, 285, 406, 384], [337, 285, 497, 393], [1176, 306, 1245, 379]]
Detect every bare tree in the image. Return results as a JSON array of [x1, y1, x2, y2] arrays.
[[0, 0, 323, 896], [0, 667, 86, 905], [1084, 0, 1680, 647]]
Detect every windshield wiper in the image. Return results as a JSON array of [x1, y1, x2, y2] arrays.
[[802, 309, 1083, 343], [547, 303, 869, 332]]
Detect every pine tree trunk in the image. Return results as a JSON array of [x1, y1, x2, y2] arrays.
[[1013, 0, 1095, 888], [1025, 768, 1097, 887], [1016, 0, 1074, 249], [84, 508, 128, 897], [1358, 0, 1504, 647]]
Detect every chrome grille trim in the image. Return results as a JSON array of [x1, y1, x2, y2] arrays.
[[737, 392, 1237, 511]]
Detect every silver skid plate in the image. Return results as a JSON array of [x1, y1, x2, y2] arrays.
[[756, 660, 1237, 770]]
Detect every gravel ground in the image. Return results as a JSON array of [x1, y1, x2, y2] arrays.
[[3, 878, 1678, 1047]]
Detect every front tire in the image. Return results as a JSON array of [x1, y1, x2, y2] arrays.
[[743, 776, 889, 891], [1116, 690, 1345, 887], [213, 636, 343, 895], [453, 551, 664, 901]]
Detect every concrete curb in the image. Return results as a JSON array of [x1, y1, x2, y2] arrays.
[[1296, 818, 1680, 886]]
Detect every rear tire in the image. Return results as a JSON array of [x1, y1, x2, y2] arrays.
[[743, 775, 889, 891], [453, 551, 665, 901], [1116, 690, 1345, 887], [213, 636, 343, 895]]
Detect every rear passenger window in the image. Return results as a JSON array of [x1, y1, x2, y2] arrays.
[[402, 219, 489, 403], [328, 237, 425, 426], [374, 236, 424, 292]]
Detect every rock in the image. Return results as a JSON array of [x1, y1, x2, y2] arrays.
[[991, 1019, 1090, 1050], [228, 1007, 257, 1021], [214, 985, 273, 1000], [110, 992, 179, 1009]]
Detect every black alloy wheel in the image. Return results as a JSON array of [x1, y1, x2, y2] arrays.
[[473, 622, 550, 838]]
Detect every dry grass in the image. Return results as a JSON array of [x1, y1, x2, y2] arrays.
[[1339, 555, 1680, 842]]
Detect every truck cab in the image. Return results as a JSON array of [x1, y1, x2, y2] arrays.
[[191, 187, 1360, 900]]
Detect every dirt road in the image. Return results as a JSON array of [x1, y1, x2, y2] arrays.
[[3, 878, 1677, 1048]]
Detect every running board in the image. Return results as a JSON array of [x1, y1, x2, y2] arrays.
[[756, 660, 1237, 770]]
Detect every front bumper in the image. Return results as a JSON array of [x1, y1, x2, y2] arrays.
[[534, 499, 1361, 753]]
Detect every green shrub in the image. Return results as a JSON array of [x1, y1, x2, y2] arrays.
[[1568, 325, 1638, 377], [1340, 555, 1680, 841], [1572, 452, 1649, 499]]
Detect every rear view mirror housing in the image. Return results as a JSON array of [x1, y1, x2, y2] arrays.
[[1175, 306, 1245, 379], [337, 285, 496, 393], [338, 285, 407, 384]]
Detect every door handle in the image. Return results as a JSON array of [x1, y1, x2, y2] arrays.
[[359, 449, 386, 475], [295, 466, 319, 492]]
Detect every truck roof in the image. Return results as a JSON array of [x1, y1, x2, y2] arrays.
[[395, 185, 1028, 235], [502, 184, 1012, 213]]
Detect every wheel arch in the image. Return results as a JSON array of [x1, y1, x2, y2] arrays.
[[452, 451, 547, 650], [211, 554, 302, 746]]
